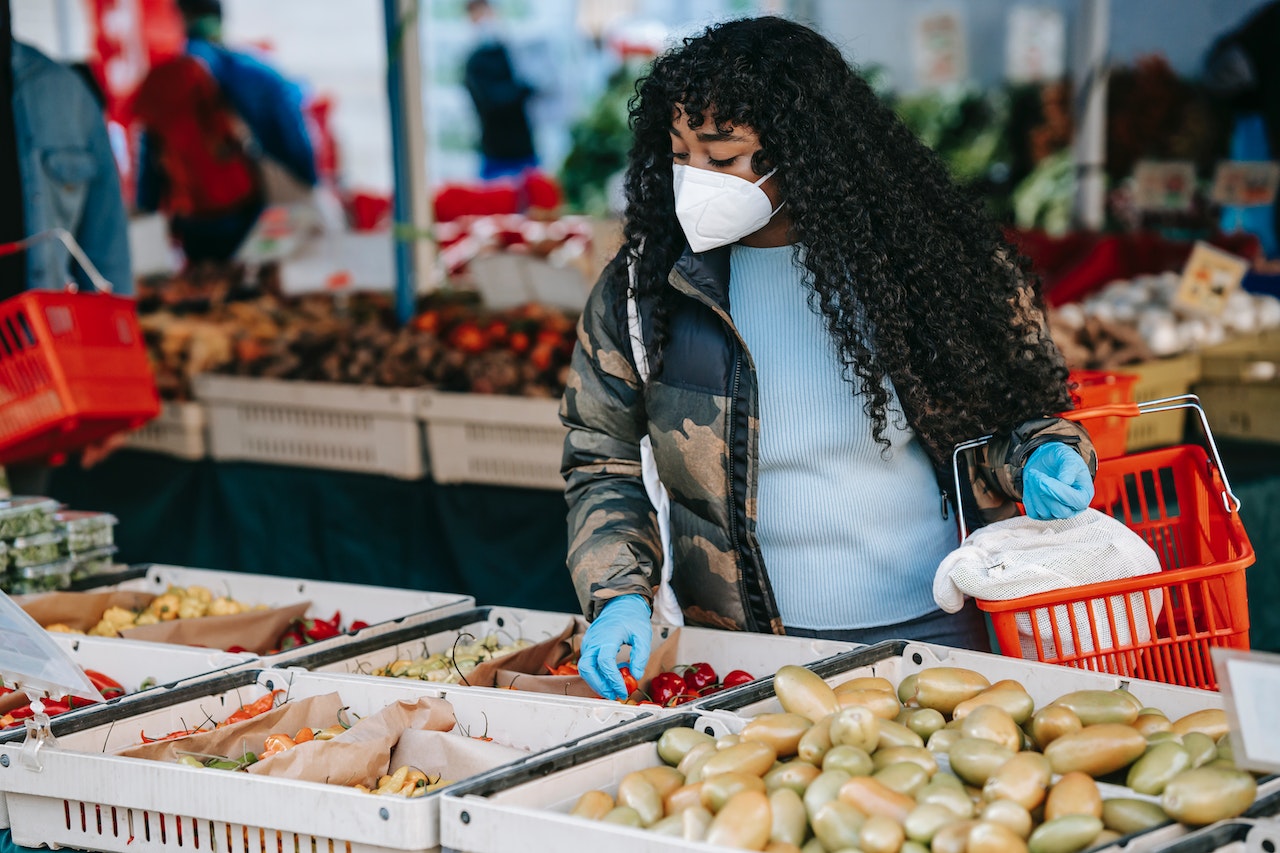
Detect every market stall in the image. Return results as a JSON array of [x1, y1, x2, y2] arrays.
[[3, 2, 1280, 852]]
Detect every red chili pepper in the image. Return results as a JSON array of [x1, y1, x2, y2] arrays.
[[649, 672, 687, 706], [303, 620, 341, 642], [681, 662, 718, 692], [618, 665, 640, 697], [348, 620, 369, 632], [218, 689, 285, 728], [84, 669, 126, 699], [7, 705, 35, 721]]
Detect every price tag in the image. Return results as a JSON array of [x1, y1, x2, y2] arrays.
[[1006, 6, 1065, 83], [1133, 160, 1197, 212], [1213, 647, 1280, 774], [1211, 160, 1280, 207], [1173, 241, 1249, 317], [913, 11, 968, 89]]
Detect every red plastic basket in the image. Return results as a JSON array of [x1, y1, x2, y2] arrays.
[[1067, 370, 1138, 459], [0, 231, 159, 465], [953, 397, 1254, 689]]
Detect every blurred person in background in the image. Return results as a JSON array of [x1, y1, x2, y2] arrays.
[[133, 0, 317, 263], [463, 0, 539, 181], [1204, 1, 1280, 258], [0, 1, 132, 491]]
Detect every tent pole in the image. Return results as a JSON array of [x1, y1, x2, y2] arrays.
[[1072, 0, 1110, 231], [383, 0, 434, 325]]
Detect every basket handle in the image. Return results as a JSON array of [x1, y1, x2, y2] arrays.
[[951, 394, 1241, 541], [0, 228, 115, 294]]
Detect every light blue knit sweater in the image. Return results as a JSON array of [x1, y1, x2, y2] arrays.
[[728, 244, 958, 629]]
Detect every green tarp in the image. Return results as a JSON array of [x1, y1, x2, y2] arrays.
[[45, 440, 1280, 650]]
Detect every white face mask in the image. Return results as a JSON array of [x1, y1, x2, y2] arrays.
[[672, 164, 782, 252]]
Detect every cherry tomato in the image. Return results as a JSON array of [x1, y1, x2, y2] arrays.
[[722, 669, 755, 688], [682, 662, 718, 693], [649, 671, 687, 706]]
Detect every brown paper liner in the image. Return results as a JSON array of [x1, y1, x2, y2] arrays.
[[120, 601, 312, 653], [115, 692, 457, 789], [116, 692, 345, 762], [467, 617, 581, 689], [247, 696, 456, 787], [388, 728, 527, 785], [19, 591, 313, 654], [18, 590, 156, 632]]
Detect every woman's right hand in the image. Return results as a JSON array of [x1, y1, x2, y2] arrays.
[[578, 594, 652, 700]]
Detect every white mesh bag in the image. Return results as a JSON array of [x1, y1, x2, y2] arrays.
[[933, 509, 1163, 659]]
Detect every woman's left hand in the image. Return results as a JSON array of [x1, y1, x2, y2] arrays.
[[1022, 442, 1094, 520]]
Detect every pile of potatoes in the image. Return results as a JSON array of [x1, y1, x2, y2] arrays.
[[567, 665, 1257, 851]]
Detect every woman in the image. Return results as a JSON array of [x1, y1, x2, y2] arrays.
[[561, 16, 1097, 700]]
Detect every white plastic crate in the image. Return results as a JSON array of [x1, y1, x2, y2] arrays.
[[0, 668, 652, 853], [440, 641, 1272, 853], [43, 633, 254, 697], [125, 402, 207, 460], [0, 636, 254, 828], [1152, 821, 1280, 853], [272, 605, 855, 706], [418, 390, 566, 489], [112, 564, 474, 630], [195, 375, 428, 478]]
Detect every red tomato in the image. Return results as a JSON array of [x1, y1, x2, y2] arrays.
[[722, 669, 755, 688], [682, 662, 718, 692]]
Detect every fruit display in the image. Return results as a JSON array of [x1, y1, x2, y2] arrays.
[[353, 765, 452, 797], [634, 663, 756, 707], [0, 668, 130, 729], [372, 634, 538, 683], [566, 665, 1257, 849], [138, 256, 580, 402], [92, 585, 264, 634], [1050, 272, 1280, 370]]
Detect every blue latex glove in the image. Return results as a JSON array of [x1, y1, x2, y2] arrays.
[[1023, 442, 1094, 520], [579, 594, 652, 700]]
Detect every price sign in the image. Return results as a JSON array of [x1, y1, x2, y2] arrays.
[[1211, 161, 1280, 207], [913, 11, 968, 89], [1133, 160, 1197, 212], [1173, 241, 1250, 317], [1006, 6, 1065, 83], [1213, 647, 1280, 774]]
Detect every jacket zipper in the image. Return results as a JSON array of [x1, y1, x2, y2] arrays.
[[726, 351, 757, 632], [940, 488, 950, 521]]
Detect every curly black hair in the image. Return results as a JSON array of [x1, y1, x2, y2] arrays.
[[618, 16, 1072, 463]]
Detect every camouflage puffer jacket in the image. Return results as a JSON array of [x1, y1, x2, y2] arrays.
[[560, 246, 1096, 634]]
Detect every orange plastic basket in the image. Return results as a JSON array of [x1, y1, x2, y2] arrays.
[[0, 231, 159, 466], [1067, 370, 1138, 459], [952, 397, 1254, 689]]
